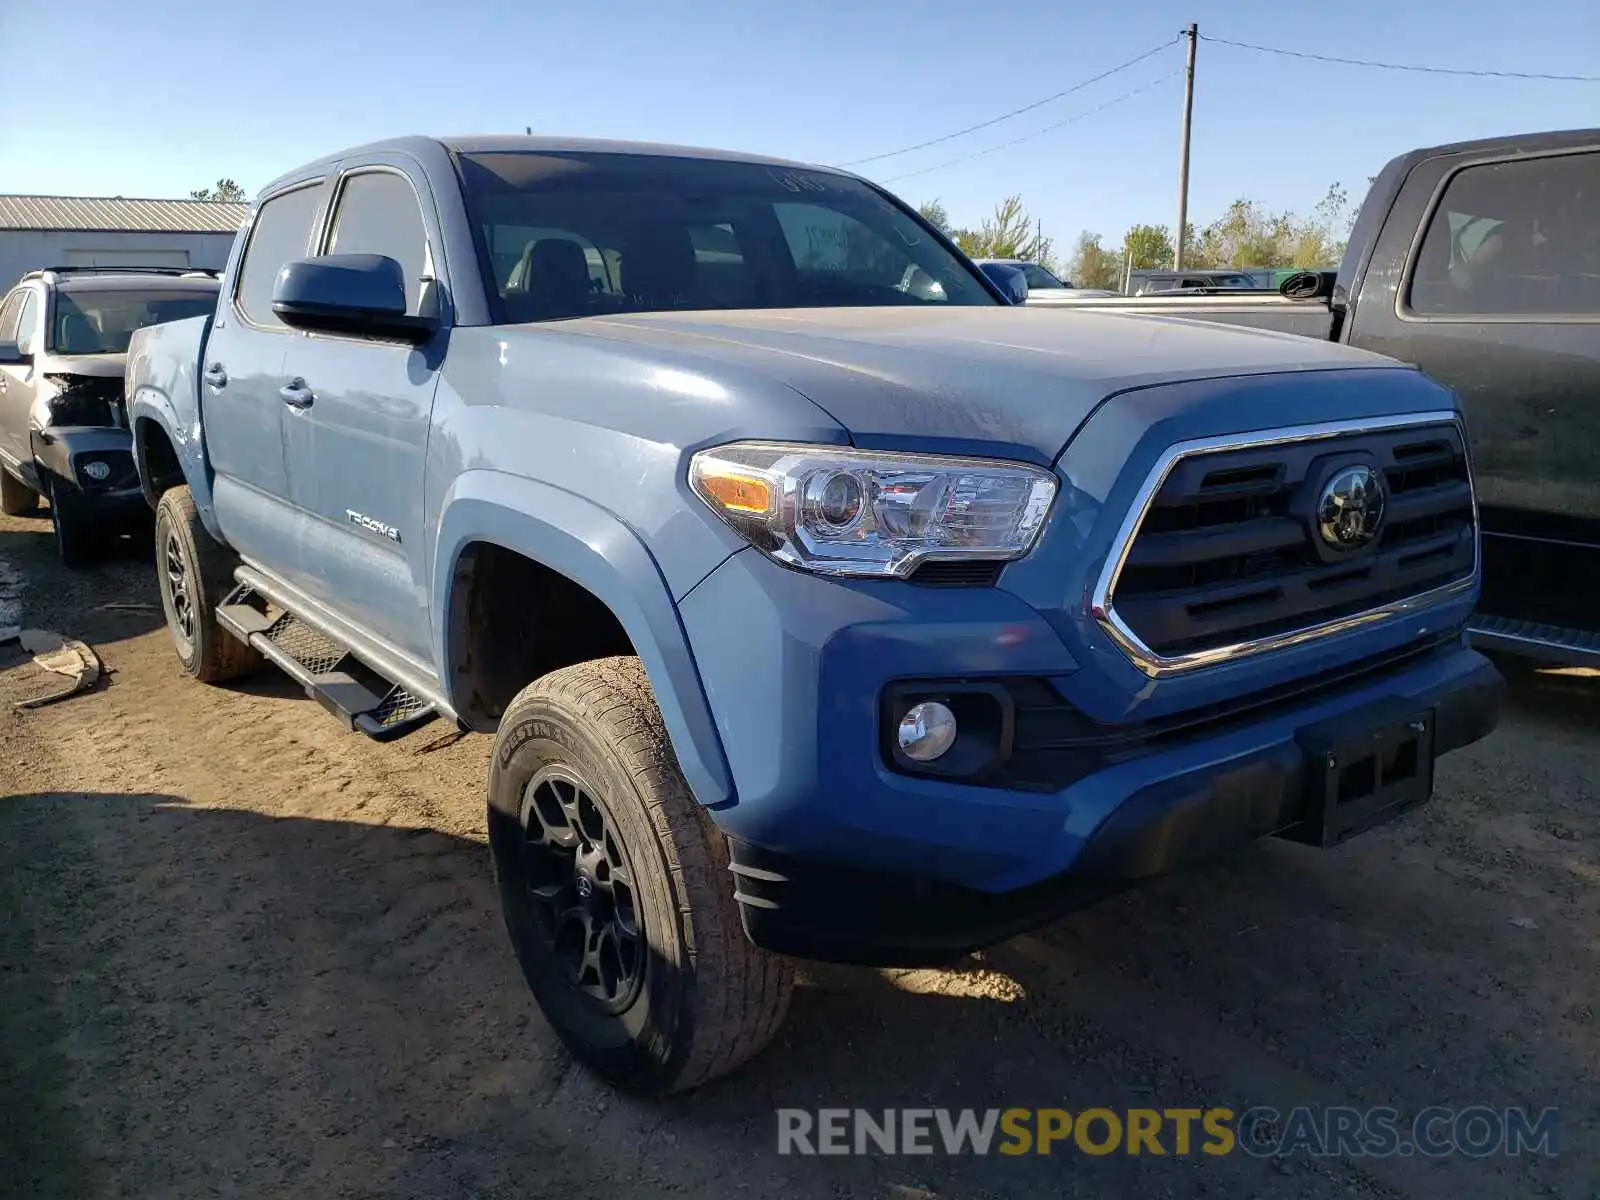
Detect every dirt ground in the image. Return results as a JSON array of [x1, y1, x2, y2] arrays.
[[0, 507, 1595, 1200]]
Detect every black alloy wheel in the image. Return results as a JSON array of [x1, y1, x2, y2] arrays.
[[520, 765, 645, 1015]]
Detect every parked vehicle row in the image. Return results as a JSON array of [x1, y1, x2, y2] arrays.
[[1046, 128, 1600, 668], [0, 267, 220, 563], [113, 134, 1501, 1094]]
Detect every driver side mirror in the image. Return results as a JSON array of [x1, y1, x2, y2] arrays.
[[978, 262, 1029, 305], [0, 340, 31, 366], [272, 254, 438, 344]]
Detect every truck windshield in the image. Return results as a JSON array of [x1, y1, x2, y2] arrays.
[[454, 151, 997, 323], [51, 289, 218, 355]]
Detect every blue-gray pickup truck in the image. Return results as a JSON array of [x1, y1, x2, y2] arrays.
[[126, 135, 1503, 1093]]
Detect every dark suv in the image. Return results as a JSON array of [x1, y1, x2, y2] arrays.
[[0, 267, 220, 564]]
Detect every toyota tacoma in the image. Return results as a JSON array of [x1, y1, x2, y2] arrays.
[[126, 135, 1502, 1094]]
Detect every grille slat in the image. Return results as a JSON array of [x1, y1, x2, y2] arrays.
[[1108, 421, 1477, 661]]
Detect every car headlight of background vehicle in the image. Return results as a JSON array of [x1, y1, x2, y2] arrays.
[[689, 442, 1057, 578]]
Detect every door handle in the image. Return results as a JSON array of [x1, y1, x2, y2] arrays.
[[279, 379, 315, 409], [203, 363, 228, 389]]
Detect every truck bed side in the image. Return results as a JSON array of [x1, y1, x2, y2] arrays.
[[126, 312, 217, 529], [1044, 292, 1338, 339]]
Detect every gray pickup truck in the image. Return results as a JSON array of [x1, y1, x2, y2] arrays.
[[126, 135, 1501, 1093], [1056, 128, 1600, 666]]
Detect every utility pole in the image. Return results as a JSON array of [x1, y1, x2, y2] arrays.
[[1036, 216, 1043, 263], [1174, 23, 1198, 270]]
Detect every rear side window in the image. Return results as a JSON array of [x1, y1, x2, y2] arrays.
[[14, 291, 39, 354], [1410, 151, 1600, 317], [235, 184, 323, 329], [0, 289, 24, 343], [326, 170, 431, 314]]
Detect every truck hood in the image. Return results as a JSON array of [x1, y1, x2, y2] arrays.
[[559, 306, 1401, 461]]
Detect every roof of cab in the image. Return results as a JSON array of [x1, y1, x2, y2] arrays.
[[1396, 126, 1600, 168], [257, 134, 848, 201]]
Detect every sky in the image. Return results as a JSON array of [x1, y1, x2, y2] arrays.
[[2, 0, 1596, 261]]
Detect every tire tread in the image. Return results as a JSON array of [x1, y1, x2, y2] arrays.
[[500, 656, 793, 1092], [155, 486, 261, 683]]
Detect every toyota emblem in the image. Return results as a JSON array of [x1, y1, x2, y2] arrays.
[[1317, 465, 1386, 551]]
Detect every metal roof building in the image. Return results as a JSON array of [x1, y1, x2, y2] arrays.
[[0, 195, 246, 292]]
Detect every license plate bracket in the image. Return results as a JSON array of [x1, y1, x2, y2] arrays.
[[1291, 700, 1436, 847]]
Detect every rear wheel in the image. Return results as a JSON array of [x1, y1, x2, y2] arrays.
[[489, 656, 793, 1094], [154, 486, 260, 682], [0, 468, 38, 516], [47, 475, 97, 568]]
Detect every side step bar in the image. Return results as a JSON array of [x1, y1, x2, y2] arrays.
[[1468, 614, 1600, 669], [215, 585, 438, 742]]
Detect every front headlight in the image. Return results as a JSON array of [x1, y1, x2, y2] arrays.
[[689, 442, 1057, 578]]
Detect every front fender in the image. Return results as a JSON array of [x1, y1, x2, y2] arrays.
[[130, 387, 220, 538], [433, 469, 735, 809]]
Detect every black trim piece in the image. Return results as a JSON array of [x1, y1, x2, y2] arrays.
[[908, 560, 1003, 588]]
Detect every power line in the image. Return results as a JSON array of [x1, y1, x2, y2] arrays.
[[878, 72, 1182, 184], [1201, 33, 1600, 82], [839, 38, 1180, 167]]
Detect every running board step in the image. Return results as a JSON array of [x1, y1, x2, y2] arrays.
[[215, 586, 437, 742], [1467, 614, 1600, 668]]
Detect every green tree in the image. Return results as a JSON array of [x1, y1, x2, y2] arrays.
[[1121, 224, 1174, 273], [978, 195, 1053, 265], [917, 199, 952, 234], [1070, 232, 1122, 290], [948, 196, 1053, 268], [1291, 182, 1355, 268], [190, 178, 246, 203], [1193, 199, 1286, 268]]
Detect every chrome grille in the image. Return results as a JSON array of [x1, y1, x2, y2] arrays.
[[1094, 414, 1477, 676]]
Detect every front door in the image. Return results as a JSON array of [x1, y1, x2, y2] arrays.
[[0, 286, 41, 474], [202, 181, 326, 568], [278, 164, 444, 663]]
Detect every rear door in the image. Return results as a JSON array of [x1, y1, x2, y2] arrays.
[[277, 160, 445, 663], [1348, 144, 1600, 627], [203, 180, 327, 567]]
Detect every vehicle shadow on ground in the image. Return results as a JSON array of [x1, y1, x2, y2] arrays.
[[4, 785, 1592, 1200]]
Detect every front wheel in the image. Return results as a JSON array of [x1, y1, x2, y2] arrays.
[[154, 486, 260, 682], [47, 475, 97, 568], [489, 656, 794, 1094]]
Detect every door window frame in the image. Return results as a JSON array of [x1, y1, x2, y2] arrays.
[[313, 165, 439, 342], [1398, 144, 1600, 326], [231, 179, 329, 334]]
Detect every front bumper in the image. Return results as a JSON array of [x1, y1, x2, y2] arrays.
[[722, 654, 1499, 965], [31, 425, 146, 512], [678, 548, 1501, 966]]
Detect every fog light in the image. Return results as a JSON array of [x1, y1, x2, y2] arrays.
[[81, 460, 110, 481], [897, 701, 957, 762]]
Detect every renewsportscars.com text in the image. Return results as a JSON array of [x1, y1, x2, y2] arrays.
[[776, 1106, 1561, 1158]]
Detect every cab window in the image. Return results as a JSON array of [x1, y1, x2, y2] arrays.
[[326, 170, 432, 314], [1410, 151, 1600, 317]]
